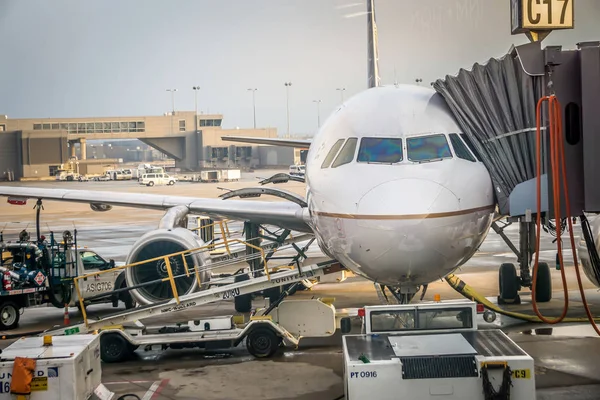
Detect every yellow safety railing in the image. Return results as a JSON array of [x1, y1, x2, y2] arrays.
[[189, 218, 243, 251], [73, 237, 268, 326]]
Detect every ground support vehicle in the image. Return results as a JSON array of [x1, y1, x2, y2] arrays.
[[44, 245, 344, 363], [341, 300, 535, 400], [0, 335, 104, 400], [0, 229, 133, 330]]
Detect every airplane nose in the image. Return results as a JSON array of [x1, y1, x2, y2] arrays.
[[357, 178, 459, 217], [344, 178, 465, 286]]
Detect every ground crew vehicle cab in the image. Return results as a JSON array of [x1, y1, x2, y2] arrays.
[[0, 232, 135, 330], [139, 173, 177, 186], [74, 249, 136, 311]]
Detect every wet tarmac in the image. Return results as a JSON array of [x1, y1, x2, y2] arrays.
[[1, 172, 600, 399]]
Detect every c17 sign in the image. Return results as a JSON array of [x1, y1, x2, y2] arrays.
[[511, 0, 574, 34]]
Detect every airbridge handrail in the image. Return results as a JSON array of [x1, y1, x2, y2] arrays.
[[73, 237, 268, 322]]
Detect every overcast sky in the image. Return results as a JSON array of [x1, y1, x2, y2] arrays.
[[1, 0, 599, 135]]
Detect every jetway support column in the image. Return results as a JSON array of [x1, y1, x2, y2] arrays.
[[69, 141, 76, 158], [79, 139, 87, 160]]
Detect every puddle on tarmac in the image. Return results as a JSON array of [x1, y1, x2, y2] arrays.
[[518, 324, 600, 338]]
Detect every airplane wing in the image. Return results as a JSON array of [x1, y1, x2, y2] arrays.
[[0, 187, 312, 233], [221, 136, 311, 148]]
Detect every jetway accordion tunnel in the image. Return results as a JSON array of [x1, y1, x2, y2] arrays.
[[433, 40, 600, 335]]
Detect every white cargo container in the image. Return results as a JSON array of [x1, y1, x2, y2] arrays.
[[221, 169, 241, 182], [0, 335, 102, 400], [200, 170, 221, 182]]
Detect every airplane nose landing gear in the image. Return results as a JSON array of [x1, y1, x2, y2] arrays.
[[494, 220, 553, 305]]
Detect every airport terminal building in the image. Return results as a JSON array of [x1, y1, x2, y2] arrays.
[[0, 112, 300, 180]]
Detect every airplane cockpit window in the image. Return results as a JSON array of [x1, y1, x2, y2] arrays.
[[331, 137, 358, 168], [406, 134, 452, 162], [357, 138, 403, 163], [321, 139, 345, 169], [449, 133, 476, 162], [459, 133, 482, 162]]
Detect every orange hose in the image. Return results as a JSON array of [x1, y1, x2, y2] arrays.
[[532, 95, 569, 324], [532, 95, 600, 335]]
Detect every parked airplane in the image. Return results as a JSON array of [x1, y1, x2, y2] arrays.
[[0, 0, 497, 304]]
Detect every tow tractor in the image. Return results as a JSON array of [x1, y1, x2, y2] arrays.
[[341, 300, 535, 400], [0, 228, 134, 330]]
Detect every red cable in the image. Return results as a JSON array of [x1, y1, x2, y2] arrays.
[[532, 95, 569, 324]]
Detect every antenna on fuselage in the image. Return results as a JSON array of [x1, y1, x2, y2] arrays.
[[367, 0, 380, 89]]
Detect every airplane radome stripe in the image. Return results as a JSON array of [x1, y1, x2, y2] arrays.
[[313, 204, 495, 220]]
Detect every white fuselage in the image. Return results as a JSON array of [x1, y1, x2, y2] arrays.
[[303, 85, 495, 288]]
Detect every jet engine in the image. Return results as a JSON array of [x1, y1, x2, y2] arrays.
[[125, 227, 211, 305]]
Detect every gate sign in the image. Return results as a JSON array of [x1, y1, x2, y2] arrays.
[[511, 0, 574, 34], [34, 272, 45, 286]]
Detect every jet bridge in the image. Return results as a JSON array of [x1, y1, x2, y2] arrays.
[[433, 40, 600, 306], [433, 40, 600, 218]]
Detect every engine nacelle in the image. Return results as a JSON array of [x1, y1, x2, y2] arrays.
[[577, 215, 600, 288], [125, 227, 211, 305]]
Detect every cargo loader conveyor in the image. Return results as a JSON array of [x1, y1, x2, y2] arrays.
[[41, 234, 345, 363]]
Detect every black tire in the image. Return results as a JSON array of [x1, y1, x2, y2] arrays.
[[76, 301, 87, 314], [147, 181, 154, 187], [100, 333, 133, 363], [0, 301, 20, 330], [66, 175, 74, 181], [120, 281, 137, 309], [499, 263, 519, 304], [246, 328, 280, 358], [534, 262, 552, 303], [169, 181, 175, 185], [264, 286, 281, 305], [234, 274, 252, 313]]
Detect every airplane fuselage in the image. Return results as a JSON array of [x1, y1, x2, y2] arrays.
[[303, 85, 495, 288]]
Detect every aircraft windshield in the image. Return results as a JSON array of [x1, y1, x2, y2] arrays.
[[357, 138, 403, 163], [321, 139, 345, 168], [406, 134, 452, 162]]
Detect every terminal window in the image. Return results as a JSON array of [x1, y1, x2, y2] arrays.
[[179, 120, 186, 132], [0, 124, 5, 131]]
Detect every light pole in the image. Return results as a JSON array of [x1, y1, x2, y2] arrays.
[[247, 88, 257, 129], [336, 87, 346, 103], [284, 82, 292, 138], [192, 86, 200, 131], [312, 100, 322, 128], [166, 89, 177, 134]]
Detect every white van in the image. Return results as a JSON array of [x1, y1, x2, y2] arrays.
[[289, 164, 305, 177], [139, 173, 177, 186]]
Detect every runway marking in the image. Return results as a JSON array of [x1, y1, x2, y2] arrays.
[[141, 381, 161, 400], [146, 379, 169, 400]]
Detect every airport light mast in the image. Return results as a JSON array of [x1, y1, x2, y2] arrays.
[[336, 87, 346, 103], [312, 99, 322, 129], [284, 82, 292, 138], [166, 88, 177, 134], [247, 88, 258, 129], [192, 86, 200, 132]]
